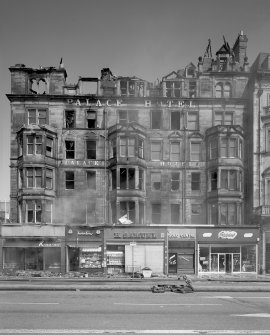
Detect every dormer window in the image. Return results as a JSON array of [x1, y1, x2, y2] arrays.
[[30, 78, 47, 94]]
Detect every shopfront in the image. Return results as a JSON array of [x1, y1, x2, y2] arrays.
[[66, 226, 103, 273], [2, 238, 62, 272], [105, 227, 166, 275], [197, 228, 259, 274], [167, 228, 196, 275]]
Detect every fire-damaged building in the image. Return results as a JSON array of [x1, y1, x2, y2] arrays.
[[2, 31, 270, 275]]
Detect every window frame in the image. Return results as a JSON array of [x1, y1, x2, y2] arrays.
[[27, 108, 48, 125], [86, 140, 96, 159], [65, 140, 75, 159], [151, 141, 162, 161], [65, 171, 75, 190], [151, 110, 162, 129]]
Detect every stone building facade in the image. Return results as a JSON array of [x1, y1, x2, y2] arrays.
[[2, 31, 269, 275]]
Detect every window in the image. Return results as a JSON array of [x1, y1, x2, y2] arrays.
[[171, 204, 180, 224], [220, 203, 237, 225], [111, 138, 117, 158], [28, 108, 47, 125], [210, 203, 218, 225], [166, 81, 181, 98], [189, 81, 196, 98], [215, 84, 222, 98], [220, 137, 238, 158], [87, 171, 96, 190], [151, 141, 162, 161], [120, 168, 135, 189], [118, 110, 138, 124], [65, 110, 75, 128], [267, 180, 270, 205], [65, 141, 75, 159], [120, 137, 135, 157], [191, 204, 201, 224], [151, 172, 161, 190], [120, 81, 127, 96], [44, 200, 53, 223], [46, 137, 53, 157], [112, 170, 117, 190], [171, 172, 180, 191], [190, 142, 201, 161], [138, 169, 144, 190], [86, 140, 96, 159], [151, 111, 162, 129], [214, 111, 233, 125], [211, 171, 218, 191], [45, 168, 53, 189], [87, 111, 96, 129], [18, 136, 23, 156], [187, 112, 198, 130], [26, 168, 42, 188], [209, 138, 218, 159], [119, 201, 135, 223], [229, 138, 237, 157], [152, 204, 161, 224], [138, 138, 144, 158], [26, 200, 42, 223], [191, 173, 200, 191], [27, 135, 42, 155], [223, 83, 232, 98], [220, 138, 227, 157], [139, 202, 144, 224], [30, 78, 46, 94], [215, 83, 232, 98], [65, 171, 75, 189], [170, 111, 181, 130], [170, 142, 180, 161], [221, 170, 237, 190]]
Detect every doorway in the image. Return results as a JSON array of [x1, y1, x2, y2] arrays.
[[211, 253, 240, 273]]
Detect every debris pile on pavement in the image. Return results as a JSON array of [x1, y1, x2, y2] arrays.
[[151, 284, 194, 294]]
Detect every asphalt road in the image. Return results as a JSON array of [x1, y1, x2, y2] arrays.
[[0, 291, 270, 334]]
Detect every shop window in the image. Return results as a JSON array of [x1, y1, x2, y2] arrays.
[[189, 81, 196, 98], [214, 111, 233, 126], [191, 204, 201, 224], [170, 111, 181, 130], [138, 138, 144, 159], [171, 172, 180, 191], [44, 200, 53, 223], [221, 170, 237, 190], [119, 201, 135, 224], [26, 167, 42, 188], [120, 168, 135, 189], [26, 200, 42, 223], [191, 172, 200, 191], [111, 170, 116, 190], [241, 245, 256, 272], [120, 137, 135, 157], [151, 172, 161, 191], [170, 141, 181, 161], [65, 110, 75, 128], [209, 138, 218, 159], [27, 135, 42, 155], [187, 111, 199, 130], [151, 111, 162, 129], [220, 203, 237, 225], [171, 204, 180, 224], [28, 108, 47, 125], [166, 81, 181, 98], [210, 171, 218, 190], [65, 171, 75, 190], [138, 169, 144, 190], [190, 142, 201, 161], [65, 140, 75, 159], [151, 141, 162, 161], [199, 245, 210, 272], [87, 111, 96, 129], [118, 110, 138, 124], [86, 140, 96, 159], [152, 203, 161, 224], [87, 171, 96, 190], [46, 137, 54, 157], [45, 168, 53, 189]]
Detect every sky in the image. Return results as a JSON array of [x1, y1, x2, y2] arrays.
[[0, 0, 270, 201]]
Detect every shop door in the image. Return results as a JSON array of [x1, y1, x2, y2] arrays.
[[177, 254, 194, 274], [218, 254, 225, 272], [225, 254, 232, 273], [168, 253, 177, 273], [69, 247, 80, 271]]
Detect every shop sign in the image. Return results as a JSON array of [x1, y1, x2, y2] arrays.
[[168, 229, 196, 240], [38, 240, 61, 247], [218, 231, 238, 240], [113, 232, 157, 239], [62, 160, 104, 167]]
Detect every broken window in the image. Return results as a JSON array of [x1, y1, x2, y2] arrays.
[[87, 110, 96, 129], [120, 81, 127, 96], [87, 171, 96, 190], [18, 136, 23, 156], [170, 141, 181, 161], [86, 140, 96, 159], [171, 172, 180, 191], [65, 141, 75, 159], [151, 172, 161, 191], [46, 137, 53, 157], [45, 168, 53, 189], [171, 204, 180, 224], [189, 81, 196, 98], [152, 203, 161, 224], [211, 171, 218, 191], [119, 201, 135, 224], [166, 81, 181, 98], [65, 110, 75, 128], [191, 173, 201, 191], [151, 111, 162, 129], [27, 135, 42, 155], [30, 78, 47, 94], [26, 168, 42, 188], [65, 171, 75, 189], [26, 200, 42, 223]]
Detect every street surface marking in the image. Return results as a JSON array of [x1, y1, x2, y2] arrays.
[[205, 296, 270, 299], [0, 302, 59, 305], [114, 303, 222, 306], [233, 313, 270, 317], [1, 330, 270, 334]]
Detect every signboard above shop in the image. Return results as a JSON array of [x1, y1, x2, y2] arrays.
[[196, 228, 259, 242]]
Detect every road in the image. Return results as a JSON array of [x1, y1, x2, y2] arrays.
[[0, 291, 270, 334]]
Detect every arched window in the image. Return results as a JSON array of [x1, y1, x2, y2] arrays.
[[215, 83, 222, 98], [224, 83, 232, 98]]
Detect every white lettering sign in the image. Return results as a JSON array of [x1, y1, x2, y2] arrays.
[[218, 231, 237, 240]]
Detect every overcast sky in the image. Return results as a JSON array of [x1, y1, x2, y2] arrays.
[[1, 0, 270, 201]]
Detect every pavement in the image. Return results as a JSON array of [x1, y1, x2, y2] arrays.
[[0, 273, 270, 292]]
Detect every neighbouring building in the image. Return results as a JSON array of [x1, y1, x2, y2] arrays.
[[3, 31, 269, 275]]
